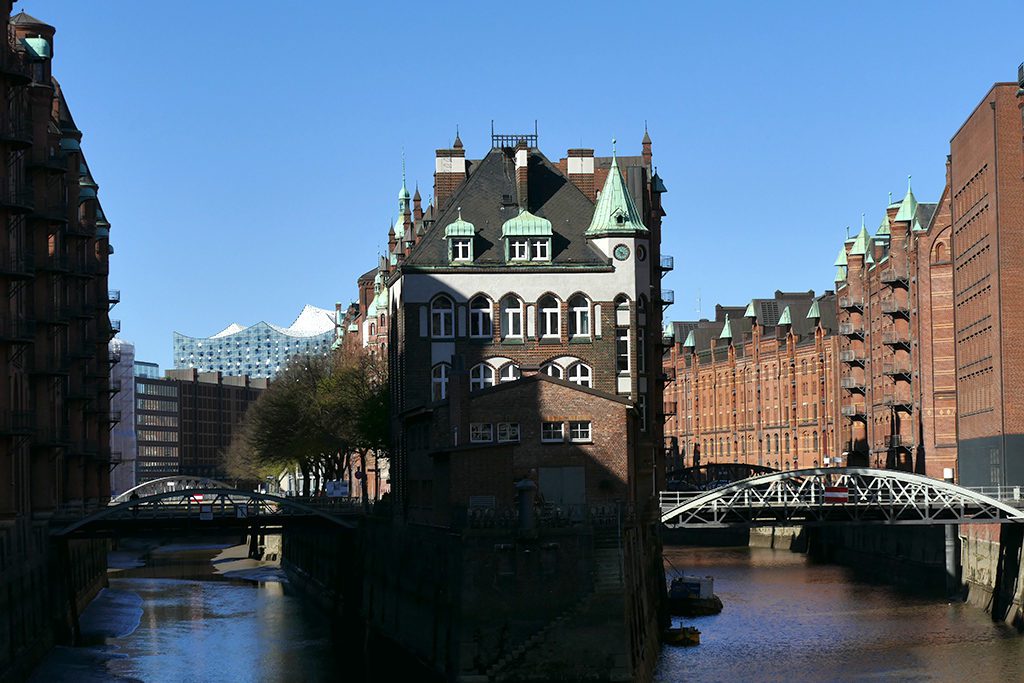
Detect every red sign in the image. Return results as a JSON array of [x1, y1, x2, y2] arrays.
[[824, 486, 849, 503]]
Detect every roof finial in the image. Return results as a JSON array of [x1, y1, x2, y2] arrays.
[[612, 137, 617, 158], [846, 225, 850, 239], [907, 174, 912, 191], [457, 206, 462, 220], [861, 212, 866, 229], [888, 191, 893, 205], [402, 148, 406, 185]]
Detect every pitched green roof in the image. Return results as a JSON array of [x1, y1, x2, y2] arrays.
[[719, 314, 733, 341], [501, 208, 552, 237], [912, 216, 925, 232], [876, 211, 891, 237], [806, 300, 821, 320], [894, 176, 918, 222], [444, 209, 475, 238], [833, 246, 848, 267], [849, 217, 871, 256], [21, 37, 50, 59], [744, 301, 756, 318], [586, 142, 648, 237], [662, 321, 674, 339], [835, 266, 847, 283], [777, 306, 792, 326], [865, 248, 875, 266], [682, 330, 696, 348]]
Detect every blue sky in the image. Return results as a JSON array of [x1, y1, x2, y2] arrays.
[[33, 0, 1023, 369]]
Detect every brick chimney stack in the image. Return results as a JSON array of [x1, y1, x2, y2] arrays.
[[515, 138, 529, 209], [567, 148, 595, 200], [434, 131, 467, 210]]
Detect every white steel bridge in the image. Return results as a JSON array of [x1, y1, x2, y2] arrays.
[[660, 467, 1024, 528]]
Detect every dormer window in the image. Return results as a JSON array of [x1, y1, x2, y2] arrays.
[[501, 209, 553, 264], [510, 239, 529, 261], [452, 238, 472, 261], [530, 239, 549, 261], [444, 208, 475, 264]]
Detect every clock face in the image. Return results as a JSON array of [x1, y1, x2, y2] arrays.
[[613, 244, 630, 261]]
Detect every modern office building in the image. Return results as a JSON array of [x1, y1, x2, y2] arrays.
[[663, 291, 842, 472], [0, 6, 114, 676], [134, 369, 267, 484], [172, 304, 339, 379], [133, 359, 160, 379]]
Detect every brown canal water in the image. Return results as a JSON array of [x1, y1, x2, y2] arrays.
[[656, 546, 1024, 683]]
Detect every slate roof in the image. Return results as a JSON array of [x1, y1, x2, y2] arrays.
[[11, 11, 51, 27], [401, 147, 611, 270]]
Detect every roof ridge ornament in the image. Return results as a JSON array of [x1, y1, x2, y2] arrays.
[[585, 139, 648, 237]]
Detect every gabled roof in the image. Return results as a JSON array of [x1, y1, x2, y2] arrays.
[[849, 220, 871, 256], [743, 301, 756, 318], [719, 314, 733, 340], [402, 147, 609, 269], [894, 177, 918, 222], [835, 266, 847, 283], [833, 247, 848, 267], [777, 306, 792, 326], [586, 146, 648, 237], [806, 300, 821, 320]]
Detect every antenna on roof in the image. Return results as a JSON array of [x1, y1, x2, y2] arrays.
[[696, 289, 701, 318], [534, 119, 538, 142]]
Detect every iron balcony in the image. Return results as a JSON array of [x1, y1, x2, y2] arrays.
[[660, 289, 675, 307], [839, 349, 865, 364], [0, 185, 34, 212], [839, 322, 864, 337], [0, 410, 34, 435], [34, 200, 69, 224], [881, 395, 912, 411], [880, 269, 909, 287], [107, 290, 120, 307], [839, 296, 864, 310], [840, 377, 865, 391], [887, 434, 911, 448], [841, 404, 866, 420], [880, 299, 910, 317], [108, 319, 121, 336], [882, 363, 912, 377], [0, 316, 35, 343], [0, 249, 34, 279], [660, 255, 674, 272], [882, 331, 910, 347]]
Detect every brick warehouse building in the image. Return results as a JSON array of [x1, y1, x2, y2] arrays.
[[0, 7, 114, 677], [832, 175, 956, 478], [663, 290, 842, 472], [341, 129, 671, 680], [948, 76, 1024, 487]]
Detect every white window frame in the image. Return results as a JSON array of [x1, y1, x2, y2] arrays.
[[541, 421, 564, 443], [469, 422, 493, 443], [501, 296, 524, 339], [452, 238, 472, 261], [569, 296, 590, 338], [530, 238, 550, 261], [510, 239, 529, 261], [539, 296, 560, 338], [616, 327, 630, 374], [431, 363, 450, 401], [470, 363, 495, 391], [541, 363, 563, 379], [497, 422, 520, 443], [431, 296, 454, 338], [499, 363, 521, 383], [470, 296, 492, 338], [569, 421, 592, 443], [567, 362, 592, 388]]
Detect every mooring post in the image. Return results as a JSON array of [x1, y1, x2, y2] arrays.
[[943, 468, 961, 596]]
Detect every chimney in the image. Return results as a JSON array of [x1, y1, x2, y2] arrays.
[[434, 132, 467, 210], [515, 139, 529, 209], [566, 148, 595, 200]]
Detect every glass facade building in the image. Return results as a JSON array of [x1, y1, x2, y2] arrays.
[[173, 305, 339, 379]]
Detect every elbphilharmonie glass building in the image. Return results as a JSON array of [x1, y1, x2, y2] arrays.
[[173, 305, 339, 379]]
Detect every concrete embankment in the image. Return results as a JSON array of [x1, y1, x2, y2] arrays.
[[961, 524, 1024, 628]]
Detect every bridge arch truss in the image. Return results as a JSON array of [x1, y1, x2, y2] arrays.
[[660, 467, 1024, 528], [109, 476, 236, 504]]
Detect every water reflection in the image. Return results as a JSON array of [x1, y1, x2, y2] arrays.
[[656, 546, 1024, 683]]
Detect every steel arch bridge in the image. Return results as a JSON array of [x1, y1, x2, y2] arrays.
[[55, 488, 359, 538], [110, 476, 237, 505], [660, 467, 1024, 528]]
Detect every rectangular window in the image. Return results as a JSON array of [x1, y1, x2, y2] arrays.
[[541, 421, 564, 442], [470, 423, 493, 443], [452, 238, 472, 261], [497, 422, 520, 443], [638, 395, 647, 431], [510, 239, 529, 260], [616, 327, 630, 373], [569, 421, 592, 443], [505, 307, 523, 337], [530, 238, 549, 261], [638, 326, 646, 373]]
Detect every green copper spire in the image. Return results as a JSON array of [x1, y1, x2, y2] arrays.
[[682, 330, 696, 349], [865, 248, 875, 266], [912, 215, 925, 232], [719, 314, 733, 341], [806, 300, 821, 320], [586, 139, 648, 236], [894, 175, 918, 222], [398, 152, 411, 201], [744, 301, 756, 318], [835, 265, 847, 283], [834, 246, 848, 267], [849, 215, 871, 256], [444, 207, 475, 237], [876, 210, 891, 237], [777, 306, 792, 326]]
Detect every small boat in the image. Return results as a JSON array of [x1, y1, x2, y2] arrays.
[[663, 626, 700, 646], [667, 575, 724, 616]]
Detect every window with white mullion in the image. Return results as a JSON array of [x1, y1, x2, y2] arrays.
[[567, 362, 592, 388], [501, 296, 523, 339], [569, 295, 590, 338], [470, 363, 495, 391], [539, 295, 560, 338], [451, 238, 472, 261], [530, 238, 550, 261], [616, 327, 630, 373], [470, 296, 492, 338], [431, 296, 454, 338], [510, 239, 529, 261]]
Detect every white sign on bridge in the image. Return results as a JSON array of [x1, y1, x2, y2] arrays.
[[199, 504, 213, 521]]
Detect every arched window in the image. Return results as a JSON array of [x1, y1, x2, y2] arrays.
[[379, 313, 386, 326], [499, 363, 521, 383], [431, 363, 450, 401], [469, 363, 495, 391], [541, 362, 563, 379], [470, 296, 492, 338], [568, 295, 590, 338], [812, 431, 818, 451], [431, 295, 454, 338], [567, 362, 592, 388], [369, 322, 376, 335], [785, 433, 790, 454], [539, 295, 560, 338], [500, 295, 523, 339], [773, 434, 779, 453], [615, 296, 629, 313]]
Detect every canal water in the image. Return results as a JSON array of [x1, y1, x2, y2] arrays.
[[656, 545, 1024, 682], [29, 542, 1024, 682]]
